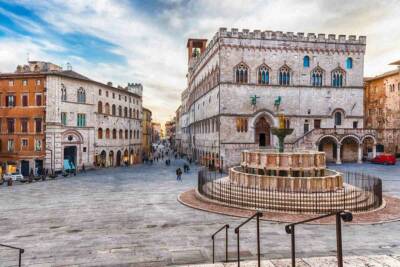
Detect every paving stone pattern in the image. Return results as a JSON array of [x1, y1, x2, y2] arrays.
[[0, 160, 400, 266]]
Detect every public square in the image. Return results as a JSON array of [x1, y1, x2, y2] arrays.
[[0, 160, 400, 266]]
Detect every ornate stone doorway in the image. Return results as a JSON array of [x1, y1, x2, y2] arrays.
[[255, 117, 271, 147]]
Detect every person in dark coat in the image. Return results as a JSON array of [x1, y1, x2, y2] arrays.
[[176, 168, 182, 181]]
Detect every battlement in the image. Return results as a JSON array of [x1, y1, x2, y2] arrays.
[[217, 28, 366, 45], [126, 82, 143, 97]]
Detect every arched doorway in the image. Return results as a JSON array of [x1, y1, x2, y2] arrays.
[[116, 151, 122, 167], [362, 135, 376, 160], [130, 149, 134, 164], [317, 135, 339, 163], [100, 150, 106, 167], [109, 151, 114, 166], [123, 150, 129, 166], [255, 117, 271, 147], [340, 136, 360, 163]]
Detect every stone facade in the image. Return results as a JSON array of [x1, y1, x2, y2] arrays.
[[364, 61, 400, 155], [45, 69, 143, 172], [178, 28, 376, 170], [142, 107, 152, 159]]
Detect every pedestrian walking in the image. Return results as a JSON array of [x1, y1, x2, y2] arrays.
[[176, 168, 182, 181]]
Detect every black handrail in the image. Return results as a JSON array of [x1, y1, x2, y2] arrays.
[[285, 211, 353, 267], [234, 211, 263, 267], [211, 224, 229, 263], [0, 243, 24, 267]]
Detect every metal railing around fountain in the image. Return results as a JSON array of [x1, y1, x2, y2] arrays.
[[198, 168, 382, 214], [0, 244, 24, 267]]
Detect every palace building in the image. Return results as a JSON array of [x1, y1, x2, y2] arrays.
[[177, 28, 377, 170], [364, 60, 400, 155], [0, 63, 48, 176], [1, 61, 143, 175]]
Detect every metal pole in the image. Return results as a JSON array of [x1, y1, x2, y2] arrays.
[[336, 213, 343, 267], [212, 236, 215, 263], [237, 230, 240, 267], [225, 226, 228, 262], [291, 225, 295, 267], [19, 249, 23, 267], [257, 213, 261, 267]]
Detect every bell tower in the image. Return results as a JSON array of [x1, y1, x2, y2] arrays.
[[186, 38, 207, 63]]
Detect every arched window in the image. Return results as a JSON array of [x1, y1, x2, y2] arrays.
[[279, 65, 291, 85], [61, 84, 67, 101], [334, 111, 342, 126], [129, 108, 132, 118], [303, 56, 310, 67], [136, 110, 139, 119], [130, 130, 133, 139], [124, 107, 128, 117], [118, 105, 122, 117], [106, 128, 110, 139], [234, 63, 249, 84], [98, 101, 103, 113], [332, 68, 345, 87], [105, 103, 110, 114], [77, 87, 86, 103], [98, 128, 103, 139], [311, 67, 324, 87], [125, 129, 128, 139], [112, 104, 116, 115], [119, 129, 123, 139], [346, 57, 353, 69], [258, 65, 270, 85], [112, 129, 117, 139]]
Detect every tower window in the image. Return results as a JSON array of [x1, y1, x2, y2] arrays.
[[303, 56, 310, 67]]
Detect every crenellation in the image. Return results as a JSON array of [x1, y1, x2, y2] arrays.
[[213, 28, 366, 45]]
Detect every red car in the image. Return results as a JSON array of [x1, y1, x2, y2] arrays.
[[371, 154, 397, 165]]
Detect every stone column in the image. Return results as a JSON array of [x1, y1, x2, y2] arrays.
[[372, 144, 377, 158], [357, 144, 362, 164], [336, 145, 342, 164]]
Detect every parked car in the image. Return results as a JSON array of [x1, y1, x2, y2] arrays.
[[371, 154, 397, 165], [3, 172, 24, 181]]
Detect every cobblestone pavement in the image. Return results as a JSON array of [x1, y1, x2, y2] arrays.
[[0, 160, 399, 266]]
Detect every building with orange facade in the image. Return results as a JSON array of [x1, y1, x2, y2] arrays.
[[0, 62, 52, 176], [364, 60, 400, 155]]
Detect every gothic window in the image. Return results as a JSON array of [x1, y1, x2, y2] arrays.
[[311, 67, 324, 87], [125, 129, 128, 139], [236, 118, 248, 132], [112, 104, 116, 115], [346, 57, 353, 69], [258, 65, 270, 85], [234, 63, 249, 84], [106, 128, 110, 139], [98, 128, 103, 139], [332, 68, 345, 87], [124, 107, 128, 117], [77, 87, 86, 103], [119, 129, 123, 139], [98, 101, 103, 113], [279, 65, 291, 85], [61, 84, 67, 101], [303, 56, 310, 67], [136, 110, 139, 118], [334, 111, 342, 126], [130, 130, 133, 139], [105, 103, 110, 114], [112, 128, 117, 139], [129, 108, 132, 118]]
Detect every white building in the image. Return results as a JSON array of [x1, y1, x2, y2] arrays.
[[177, 28, 376, 170], [45, 68, 143, 172]]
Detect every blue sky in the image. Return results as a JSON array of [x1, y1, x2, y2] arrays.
[[0, 0, 399, 125]]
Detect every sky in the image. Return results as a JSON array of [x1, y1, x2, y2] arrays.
[[0, 0, 399, 126]]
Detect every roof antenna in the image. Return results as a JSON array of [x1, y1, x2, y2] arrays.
[[66, 62, 72, 71]]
